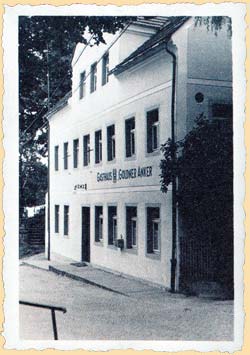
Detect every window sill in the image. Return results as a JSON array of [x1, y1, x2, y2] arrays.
[[107, 244, 117, 250], [94, 241, 104, 247], [125, 247, 138, 255], [107, 159, 116, 164], [124, 155, 136, 162], [145, 149, 160, 158], [146, 252, 161, 260]]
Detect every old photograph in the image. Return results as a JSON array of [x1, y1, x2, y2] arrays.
[[2, 3, 246, 351]]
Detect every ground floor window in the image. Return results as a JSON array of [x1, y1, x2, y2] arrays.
[[147, 207, 160, 253], [55, 205, 59, 233], [64, 205, 69, 236], [108, 206, 117, 245], [95, 206, 103, 242], [126, 206, 137, 248]]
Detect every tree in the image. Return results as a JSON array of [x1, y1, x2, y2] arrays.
[[160, 115, 233, 292]]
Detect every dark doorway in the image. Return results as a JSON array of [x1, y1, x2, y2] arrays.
[[81, 207, 90, 262]]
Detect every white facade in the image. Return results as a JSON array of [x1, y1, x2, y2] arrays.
[[46, 17, 232, 289]]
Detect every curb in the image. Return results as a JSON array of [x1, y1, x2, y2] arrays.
[[49, 265, 129, 297]]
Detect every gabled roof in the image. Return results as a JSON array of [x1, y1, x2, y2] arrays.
[[110, 16, 190, 75]]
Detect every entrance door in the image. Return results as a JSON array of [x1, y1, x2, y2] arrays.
[[81, 207, 90, 262]]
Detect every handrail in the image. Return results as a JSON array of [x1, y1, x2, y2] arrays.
[[19, 300, 67, 340]]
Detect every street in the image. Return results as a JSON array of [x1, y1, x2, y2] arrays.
[[20, 264, 234, 340]]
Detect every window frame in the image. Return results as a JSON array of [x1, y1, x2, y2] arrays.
[[125, 205, 138, 251], [146, 205, 161, 258], [73, 138, 79, 168], [102, 52, 109, 86], [95, 129, 102, 164], [125, 117, 136, 159], [79, 71, 86, 99], [63, 205, 69, 236], [54, 205, 60, 233], [90, 62, 97, 93], [54, 145, 59, 171], [95, 205, 104, 243], [83, 134, 91, 167], [107, 205, 118, 246], [107, 124, 116, 162], [63, 142, 69, 170], [146, 107, 160, 155]]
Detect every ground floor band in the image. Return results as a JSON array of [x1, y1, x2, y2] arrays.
[[46, 188, 173, 288]]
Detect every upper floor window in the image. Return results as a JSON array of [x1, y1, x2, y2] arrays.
[[73, 139, 79, 168], [95, 130, 102, 164], [108, 206, 117, 245], [147, 108, 159, 153], [54, 145, 59, 171], [126, 206, 137, 249], [125, 117, 135, 158], [107, 124, 115, 161], [79, 71, 86, 99], [102, 53, 109, 86], [83, 134, 90, 166], [147, 207, 160, 254], [63, 142, 68, 170], [90, 63, 97, 93]]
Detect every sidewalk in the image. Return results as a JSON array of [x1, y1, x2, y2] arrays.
[[21, 253, 166, 297]]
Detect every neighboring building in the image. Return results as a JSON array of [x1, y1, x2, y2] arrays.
[[46, 17, 232, 291]]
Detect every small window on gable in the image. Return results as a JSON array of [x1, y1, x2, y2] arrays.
[[147, 109, 159, 153], [90, 63, 97, 93], [79, 71, 86, 99], [102, 53, 109, 86]]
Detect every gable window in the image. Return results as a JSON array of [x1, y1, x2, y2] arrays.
[[90, 63, 97, 93], [79, 71, 86, 99], [102, 53, 109, 86], [125, 117, 135, 158], [107, 124, 115, 161], [126, 206, 137, 249], [55, 205, 59, 233], [54, 145, 59, 171], [95, 206, 103, 242], [73, 139, 79, 168], [64, 205, 69, 236], [108, 206, 117, 245], [95, 130, 102, 164], [147, 108, 159, 153], [63, 142, 68, 170], [147, 207, 160, 254], [83, 134, 90, 166], [212, 103, 232, 120]]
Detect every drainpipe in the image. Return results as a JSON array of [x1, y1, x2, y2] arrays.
[[165, 41, 177, 293], [47, 122, 51, 261]]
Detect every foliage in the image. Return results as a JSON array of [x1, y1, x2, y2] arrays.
[[195, 16, 232, 37]]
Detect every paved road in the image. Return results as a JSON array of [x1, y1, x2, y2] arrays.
[[20, 264, 234, 341]]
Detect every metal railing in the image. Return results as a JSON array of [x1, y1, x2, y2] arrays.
[[19, 300, 67, 340]]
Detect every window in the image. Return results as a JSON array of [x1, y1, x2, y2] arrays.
[[54, 145, 59, 171], [102, 53, 109, 86], [147, 207, 160, 253], [63, 142, 68, 170], [55, 205, 59, 233], [212, 103, 232, 120], [90, 63, 97, 93], [107, 124, 115, 161], [83, 134, 90, 166], [79, 71, 86, 99], [95, 130, 102, 164], [108, 206, 117, 245], [95, 206, 103, 242], [64, 205, 69, 236], [125, 117, 135, 158], [126, 206, 137, 248], [147, 109, 159, 153], [73, 139, 79, 168]]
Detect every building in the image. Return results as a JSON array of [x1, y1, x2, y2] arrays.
[[46, 16, 232, 292]]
